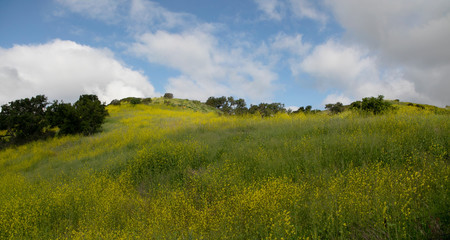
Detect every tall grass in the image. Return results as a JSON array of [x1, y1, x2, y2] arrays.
[[0, 103, 448, 239]]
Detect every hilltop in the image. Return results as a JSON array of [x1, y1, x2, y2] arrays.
[[0, 96, 449, 239]]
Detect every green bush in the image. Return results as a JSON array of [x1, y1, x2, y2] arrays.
[[74, 95, 109, 135], [0, 95, 48, 140], [141, 98, 152, 105], [129, 98, 141, 105], [46, 101, 81, 135], [109, 99, 121, 106], [325, 102, 345, 114], [164, 93, 174, 99], [350, 95, 394, 115]]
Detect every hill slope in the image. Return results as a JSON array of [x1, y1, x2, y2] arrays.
[[0, 100, 449, 239]]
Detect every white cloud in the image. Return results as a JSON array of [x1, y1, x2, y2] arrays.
[[322, 93, 352, 105], [254, 0, 285, 21], [297, 40, 426, 104], [325, 0, 450, 106], [0, 40, 157, 104], [129, 30, 278, 102], [289, 0, 327, 24], [55, 0, 125, 22], [56, 0, 196, 31], [271, 32, 311, 56], [254, 0, 327, 24], [129, 0, 196, 31], [299, 40, 376, 89]]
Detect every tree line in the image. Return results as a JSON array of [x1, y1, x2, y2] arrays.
[[205, 96, 323, 117], [0, 94, 108, 146], [325, 95, 394, 115], [207, 95, 395, 116]]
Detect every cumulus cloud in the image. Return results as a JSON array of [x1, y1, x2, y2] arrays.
[[325, 0, 450, 106], [129, 30, 278, 102], [295, 40, 427, 104], [0, 39, 157, 104]]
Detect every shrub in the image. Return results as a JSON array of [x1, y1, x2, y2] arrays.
[[141, 98, 152, 105], [0, 95, 48, 140], [164, 93, 174, 99], [350, 95, 394, 115], [129, 98, 141, 105], [74, 95, 109, 135], [325, 102, 345, 114], [46, 101, 81, 135], [110, 99, 121, 106]]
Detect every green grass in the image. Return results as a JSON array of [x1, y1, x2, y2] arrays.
[[0, 101, 449, 239]]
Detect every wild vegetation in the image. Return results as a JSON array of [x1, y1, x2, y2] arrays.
[[0, 95, 108, 148], [0, 96, 449, 239]]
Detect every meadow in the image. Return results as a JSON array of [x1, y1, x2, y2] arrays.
[[0, 100, 448, 239]]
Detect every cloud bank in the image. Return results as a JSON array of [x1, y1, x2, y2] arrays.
[[0, 40, 156, 104], [324, 0, 450, 106], [129, 29, 278, 102]]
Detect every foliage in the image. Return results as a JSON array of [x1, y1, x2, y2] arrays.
[[0, 95, 48, 141], [46, 101, 81, 135], [350, 95, 394, 115], [0, 99, 449, 239], [109, 99, 121, 106], [293, 105, 321, 114], [74, 95, 109, 135], [164, 93, 174, 99], [129, 97, 141, 105], [205, 96, 248, 115], [248, 102, 286, 117], [141, 98, 153, 105], [325, 102, 345, 114]]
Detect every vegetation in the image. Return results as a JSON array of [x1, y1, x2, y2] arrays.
[[164, 93, 174, 99], [206, 96, 286, 117], [0, 96, 449, 239], [0, 95, 48, 141], [73, 95, 109, 135], [0, 94, 108, 146], [325, 102, 345, 114], [350, 95, 394, 115]]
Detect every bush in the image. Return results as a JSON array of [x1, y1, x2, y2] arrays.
[[325, 102, 345, 114], [141, 98, 153, 105], [0, 95, 48, 140], [110, 99, 121, 106], [164, 93, 174, 99], [46, 101, 81, 135], [74, 95, 109, 135], [350, 95, 393, 115], [129, 98, 141, 105]]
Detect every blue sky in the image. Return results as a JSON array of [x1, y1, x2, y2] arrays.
[[1, 0, 449, 109]]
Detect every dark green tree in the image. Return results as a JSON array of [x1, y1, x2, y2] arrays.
[[325, 102, 345, 114], [350, 95, 394, 115], [74, 95, 108, 135], [164, 93, 174, 99], [249, 102, 285, 117], [233, 98, 248, 115], [0, 95, 48, 140], [46, 101, 81, 135], [109, 99, 121, 105], [129, 97, 141, 105]]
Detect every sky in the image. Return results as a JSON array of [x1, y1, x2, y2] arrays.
[[1, 0, 449, 109]]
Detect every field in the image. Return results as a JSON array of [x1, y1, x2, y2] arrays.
[[0, 100, 449, 239]]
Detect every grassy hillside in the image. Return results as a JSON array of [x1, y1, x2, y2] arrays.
[[0, 100, 449, 239]]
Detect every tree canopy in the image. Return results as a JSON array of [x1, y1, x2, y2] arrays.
[[0, 94, 108, 146]]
